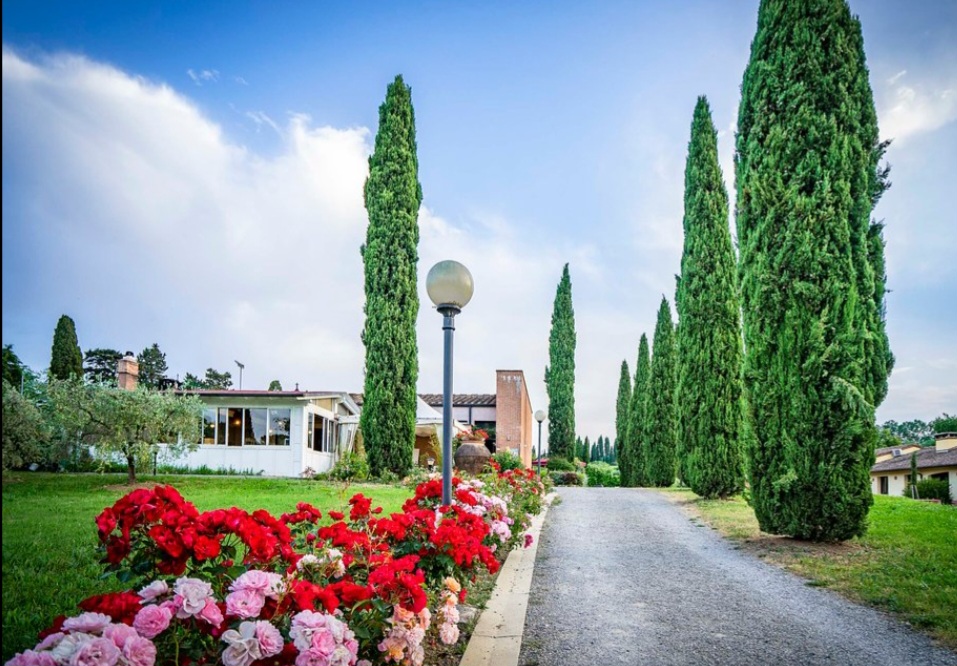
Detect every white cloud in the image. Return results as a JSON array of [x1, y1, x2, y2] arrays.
[[187, 68, 219, 85], [877, 70, 957, 143]]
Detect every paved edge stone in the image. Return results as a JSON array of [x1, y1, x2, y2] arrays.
[[458, 493, 554, 666]]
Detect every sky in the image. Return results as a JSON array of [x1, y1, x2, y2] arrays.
[[2, 0, 956, 444]]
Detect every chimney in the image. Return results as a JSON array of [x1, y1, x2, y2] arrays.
[[117, 354, 139, 390]]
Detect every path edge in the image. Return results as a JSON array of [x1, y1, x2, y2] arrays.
[[458, 492, 555, 666]]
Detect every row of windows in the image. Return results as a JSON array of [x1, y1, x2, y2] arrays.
[[308, 413, 338, 454], [202, 408, 291, 447]]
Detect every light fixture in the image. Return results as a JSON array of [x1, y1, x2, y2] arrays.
[[534, 410, 547, 477]]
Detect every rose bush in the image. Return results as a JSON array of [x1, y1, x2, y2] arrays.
[[7, 467, 545, 666]]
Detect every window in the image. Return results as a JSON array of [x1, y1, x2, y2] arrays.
[[244, 408, 268, 445], [269, 409, 291, 446], [217, 408, 228, 445], [309, 413, 337, 453], [227, 408, 243, 447], [200, 406, 292, 447], [879, 476, 888, 495], [202, 409, 218, 444]]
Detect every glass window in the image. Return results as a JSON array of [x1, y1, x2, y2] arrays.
[[312, 414, 324, 452], [269, 409, 291, 446], [244, 408, 268, 445], [217, 408, 228, 445], [202, 408, 217, 444], [227, 408, 243, 447]]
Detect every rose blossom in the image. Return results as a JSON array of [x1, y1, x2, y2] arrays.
[[296, 554, 320, 571], [198, 598, 224, 627], [62, 613, 112, 634], [137, 581, 169, 603], [5, 650, 57, 666], [221, 622, 263, 666], [230, 570, 283, 597], [132, 605, 172, 640], [35, 633, 64, 652], [120, 636, 156, 666], [69, 636, 120, 666], [173, 577, 214, 617], [253, 621, 283, 657], [50, 633, 92, 664], [289, 610, 328, 651], [439, 623, 460, 645], [102, 624, 138, 648], [225, 589, 265, 619]]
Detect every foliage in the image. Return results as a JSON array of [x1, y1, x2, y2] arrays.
[[329, 451, 371, 482], [4, 468, 545, 665], [2, 379, 50, 471], [136, 343, 169, 390], [876, 427, 903, 449], [585, 462, 620, 488], [621, 333, 651, 487], [644, 298, 679, 487], [182, 368, 233, 390], [545, 457, 575, 472], [615, 361, 631, 467], [50, 314, 83, 380], [735, 0, 889, 540], [880, 419, 934, 446], [549, 471, 583, 486], [361, 75, 422, 480], [931, 414, 957, 434], [490, 450, 523, 472], [545, 264, 577, 461], [83, 348, 124, 386], [906, 479, 952, 505], [47, 379, 204, 483], [268, 379, 283, 391], [2, 344, 26, 388], [674, 97, 745, 499]]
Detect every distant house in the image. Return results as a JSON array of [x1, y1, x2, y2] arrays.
[[870, 433, 957, 499]]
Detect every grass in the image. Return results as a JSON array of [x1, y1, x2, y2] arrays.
[[1, 472, 410, 661], [661, 488, 957, 648]]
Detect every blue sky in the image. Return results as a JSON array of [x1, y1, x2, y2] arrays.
[[3, 0, 956, 441]]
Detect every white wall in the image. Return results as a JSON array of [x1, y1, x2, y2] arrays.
[[872, 468, 956, 500]]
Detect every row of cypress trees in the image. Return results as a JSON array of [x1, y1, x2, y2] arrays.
[[614, 0, 892, 541]]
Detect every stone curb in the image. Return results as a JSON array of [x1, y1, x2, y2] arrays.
[[458, 492, 555, 666]]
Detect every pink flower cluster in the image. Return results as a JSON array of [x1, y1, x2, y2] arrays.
[[435, 578, 461, 646], [6, 612, 156, 666], [288, 610, 359, 666], [225, 570, 284, 619], [377, 606, 431, 666], [133, 577, 223, 638], [221, 621, 284, 666]]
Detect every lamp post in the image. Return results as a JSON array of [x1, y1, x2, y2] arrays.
[[234, 360, 244, 390], [426, 260, 474, 506], [534, 409, 546, 477]]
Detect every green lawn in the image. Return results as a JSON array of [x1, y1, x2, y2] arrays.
[[662, 489, 957, 648], [1, 473, 410, 661]]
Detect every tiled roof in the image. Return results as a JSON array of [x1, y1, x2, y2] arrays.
[[419, 394, 496, 407], [871, 446, 957, 473], [875, 444, 920, 457]]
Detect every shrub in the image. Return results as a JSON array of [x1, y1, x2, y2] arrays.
[[491, 450, 523, 472], [1, 380, 50, 471], [546, 457, 575, 471], [329, 450, 370, 481], [550, 471, 583, 486], [908, 478, 953, 504], [585, 462, 620, 487]]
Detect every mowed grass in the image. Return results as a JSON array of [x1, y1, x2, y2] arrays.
[[1, 473, 410, 661], [662, 488, 957, 648]]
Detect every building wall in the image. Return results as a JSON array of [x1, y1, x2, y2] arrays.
[[871, 467, 957, 500], [496, 370, 534, 468]]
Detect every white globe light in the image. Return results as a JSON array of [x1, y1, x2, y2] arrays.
[[426, 260, 474, 309], [535, 409, 546, 422]]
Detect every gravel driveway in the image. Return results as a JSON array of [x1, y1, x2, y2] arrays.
[[519, 487, 957, 666]]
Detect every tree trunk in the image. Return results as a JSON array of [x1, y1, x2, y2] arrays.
[[126, 453, 137, 484]]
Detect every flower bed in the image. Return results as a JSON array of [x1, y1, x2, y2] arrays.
[[6, 466, 545, 666]]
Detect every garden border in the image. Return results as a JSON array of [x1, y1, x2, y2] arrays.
[[459, 492, 554, 666]]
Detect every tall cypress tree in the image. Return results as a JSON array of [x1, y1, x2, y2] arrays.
[[545, 264, 577, 461], [675, 97, 745, 499], [50, 315, 83, 380], [622, 334, 651, 486], [645, 298, 678, 487], [361, 75, 422, 478], [735, 0, 890, 540], [615, 359, 631, 467]]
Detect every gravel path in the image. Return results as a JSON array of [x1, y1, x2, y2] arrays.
[[519, 487, 957, 666]]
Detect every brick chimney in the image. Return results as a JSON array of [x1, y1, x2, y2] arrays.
[[117, 353, 139, 390]]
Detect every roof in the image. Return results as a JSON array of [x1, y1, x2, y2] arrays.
[[871, 446, 957, 473], [180, 389, 343, 398], [419, 393, 496, 407], [875, 444, 920, 457]]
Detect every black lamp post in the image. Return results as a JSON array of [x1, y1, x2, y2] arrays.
[[426, 260, 474, 506], [535, 409, 546, 476]]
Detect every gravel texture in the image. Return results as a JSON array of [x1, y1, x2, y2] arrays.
[[519, 487, 957, 666]]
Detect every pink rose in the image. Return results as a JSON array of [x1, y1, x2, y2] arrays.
[[221, 623, 263, 666], [311, 629, 336, 657], [35, 633, 64, 652], [121, 636, 156, 666], [63, 613, 112, 634], [225, 589, 265, 619], [137, 581, 169, 602], [132, 605, 172, 640], [230, 570, 283, 598], [198, 598, 224, 627], [68, 637, 120, 666], [5, 650, 58, 666], [102, 624, 138, 648], [439, 622, 460, 645], [173, 577, 213, 617], [253, 621, 283, 658], [294, 648, 330, 666]]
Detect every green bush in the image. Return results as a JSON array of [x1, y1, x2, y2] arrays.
[[329, 451, 369, 481], [2, 380, 50, 471], [932, 414, 957, 434], [491, 450, 523, 471], [907, 478, 953, 504], [585, 462, 620, 487], [546, 457, 575, 472], [550, 471, 583, 486]]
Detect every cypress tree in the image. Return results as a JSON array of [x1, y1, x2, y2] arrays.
[[583, 436, 591, 462], [361, 75, 422, 478], [50, 315, 83, 380], [545, 264, 577, 461], [645, 298, 678, 487], [675, 97, 745, 499], [622, 334, 651, 486], [735, 0, 890, 540], [615, 360, 631, 472]]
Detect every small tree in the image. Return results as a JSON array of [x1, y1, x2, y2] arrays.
[[645, 298, 679, 487], [84, 348, 124, 386], [622, 334, 651, 487], [268, 380, 283, 391], [137, 343, 169, 390], [2, 380, 50, 470], [907, 452, 919, 499], [50, 315, 83, 380], [48, 379, 203, 483], [183, 368, 233, 390], [2, 344, 26, 389], [545, 264, 577, 462]]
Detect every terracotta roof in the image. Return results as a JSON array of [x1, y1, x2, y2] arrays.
[[179, 389, 344, 398], [871, 446, 957, 473], [419, 394, 496, 407]]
